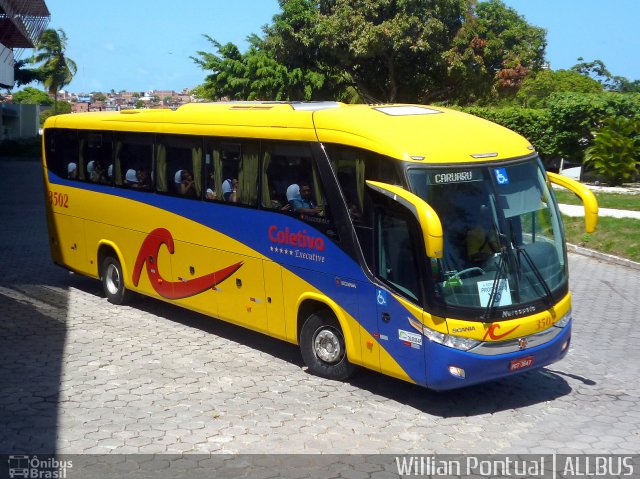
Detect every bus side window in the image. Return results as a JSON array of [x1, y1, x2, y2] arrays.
[[261, 142, 313, 212], [204, 141, 259, 207], [325, 144, 401, 225], [376, 208, 422, 304], [156, 134, 202, 199], [47, 129, 79, 181], [79, 131, 112, 185], [114, 133, 153, 191], [44, 129, 64, 179]]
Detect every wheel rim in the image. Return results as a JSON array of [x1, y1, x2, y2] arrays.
[[313, 327, 342, 364], [105, 263, 121, 296]]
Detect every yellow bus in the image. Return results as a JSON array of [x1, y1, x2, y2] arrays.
[[42, 102, 597, 390]]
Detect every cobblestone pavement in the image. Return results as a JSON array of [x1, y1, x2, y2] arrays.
[[1, 160, 639, 455]]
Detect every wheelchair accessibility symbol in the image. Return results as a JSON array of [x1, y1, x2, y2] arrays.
[[494, 168, 509, 185], [376, 289, 388, 306]]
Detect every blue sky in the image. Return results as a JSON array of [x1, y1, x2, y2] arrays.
[[40, 0, 640, 93]]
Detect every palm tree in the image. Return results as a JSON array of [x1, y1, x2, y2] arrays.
[[30, 29, 77, 113]]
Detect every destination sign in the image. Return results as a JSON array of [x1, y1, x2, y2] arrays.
[[426, 169, 482, 185]]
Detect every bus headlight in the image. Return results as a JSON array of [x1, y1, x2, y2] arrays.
[[422, 325, 481, 351], [554, 308, 572, 328]]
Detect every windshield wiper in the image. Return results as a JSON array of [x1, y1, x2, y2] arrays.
[[516, 245, 554, 307], [481, 246, 506, 321], [506, 219, 554, 307]]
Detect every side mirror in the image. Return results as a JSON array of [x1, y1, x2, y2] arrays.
[[547, 172, 599, 233], [366, 180, 443, 258]]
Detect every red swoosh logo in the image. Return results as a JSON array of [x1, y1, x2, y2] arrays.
[[132, 228, 243, 300], [482, 323, 519, 341]]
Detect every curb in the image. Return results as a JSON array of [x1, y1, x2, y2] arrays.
[[567, 242, 640, 272]]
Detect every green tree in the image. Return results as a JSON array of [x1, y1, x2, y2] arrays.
[[193, 0, 547, 104], [11, 87, 53, 105], [584, 117, 640, 186], [445, 0, 547, 103], [135, 99, 145, 109], [13, 59, 42, 87], [515, 69, 602, 108], [192, 34, 326, 101], [546, 91, 640, 163], [93, 93, 107, 102], [29, 29, 78, 113]]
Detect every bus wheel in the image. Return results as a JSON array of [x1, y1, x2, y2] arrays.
[[101, 256, 129, 305], [300, 311, 356, 381]]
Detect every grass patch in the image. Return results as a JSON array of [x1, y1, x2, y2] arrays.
[[554, 188, 640, 211], [562, 214, 640, 263]]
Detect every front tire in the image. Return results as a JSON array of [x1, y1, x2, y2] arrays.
[[101, 255, 129, 305], [300, 311, 356, 381]]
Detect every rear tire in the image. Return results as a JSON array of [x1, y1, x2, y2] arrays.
[[101, 255, 129, 305], [300, 311, 357, 381]]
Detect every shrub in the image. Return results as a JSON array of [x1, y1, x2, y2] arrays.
[[584, 117, 640, 186]]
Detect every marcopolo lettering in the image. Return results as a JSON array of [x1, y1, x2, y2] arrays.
[[269, 226, 325, 252]]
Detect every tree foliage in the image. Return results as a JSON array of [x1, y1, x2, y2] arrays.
[[461, 92, 640, 166], [515, 69, 602, 108], [28, 29, 77, 113], [11, 87, 53, 105], [584, 117, 640, 186], [193, 0, 547, 104], [13, 60, 43, 88], [445, 0, 546, 103]]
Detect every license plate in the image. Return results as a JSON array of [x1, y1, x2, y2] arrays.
[[509, 356, 534, 371]]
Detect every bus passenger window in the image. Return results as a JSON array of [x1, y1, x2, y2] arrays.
[[46, 129, 79, 181], [325, 144, 400, 225], [79, 132, 112, 184], [114, 133, 153, 191], [204, 141, 258, 207], [262, 141, 337, 239], [156, 134, 202, 198], [376, 210, 422, 303]]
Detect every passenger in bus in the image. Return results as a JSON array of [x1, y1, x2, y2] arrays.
[[222, 177, 238, 202], [287, 181, 322, 216], [205, 171, 216, 200], [125, 169, 138, 186], [134, 168, 152, 191], [175, 169, 196, 197], [269, 186, 291, 211], [87, 160, 106, 183], [87, 160, 96, 179], [466, 204, 500, 264], [67, 162, 77, 179]]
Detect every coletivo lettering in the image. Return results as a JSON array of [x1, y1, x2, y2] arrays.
[[269, 225, 325, 252]]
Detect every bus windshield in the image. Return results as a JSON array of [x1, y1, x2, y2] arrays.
[[407, 158, 567, 317]]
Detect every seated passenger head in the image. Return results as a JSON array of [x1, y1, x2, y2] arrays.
[[299, 180, 313, 199], [125, 169, 138, 184], [286, 183, 301, 201], [67, 162, 77, 179], [137, 168, 149, 183]]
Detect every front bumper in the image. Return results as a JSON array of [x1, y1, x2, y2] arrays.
[[425, 321, 571, 390]]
